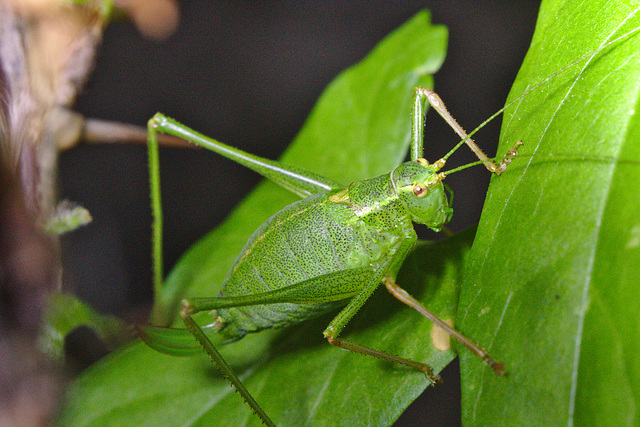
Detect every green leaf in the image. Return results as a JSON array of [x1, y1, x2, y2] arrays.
[[41, 293, 128, 361], [458, 2, 640, 425], [58, 11, 462, 426]]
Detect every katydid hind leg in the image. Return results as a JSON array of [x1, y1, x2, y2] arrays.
[[149, 113, 342, 198], [147, 115, 167, 325], [146, 113, 344, 324], [180, 308, 276, 427], [146, 116, 276, 426], [383, 277, 505, 375], [165, 266, 401, 426]]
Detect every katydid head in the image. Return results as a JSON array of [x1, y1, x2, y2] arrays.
[[392, 158, 452, 231]]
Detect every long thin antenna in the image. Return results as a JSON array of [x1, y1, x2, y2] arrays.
[[457, 25, 640, 156]]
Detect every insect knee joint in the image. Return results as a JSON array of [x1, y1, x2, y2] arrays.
[[179, 299, 194, 319], [323, 328, 340, 346]]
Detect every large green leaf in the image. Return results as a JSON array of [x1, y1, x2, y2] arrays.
[[458, 2, 640, 425], [57, 11, 464, 426]]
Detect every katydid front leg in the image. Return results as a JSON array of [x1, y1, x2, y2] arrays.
[[412, 87, 522, 174]]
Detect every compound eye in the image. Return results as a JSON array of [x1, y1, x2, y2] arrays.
[[412, 183, 428, 198]]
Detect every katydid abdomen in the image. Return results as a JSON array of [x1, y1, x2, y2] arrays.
[[213, 184, 405, 338]]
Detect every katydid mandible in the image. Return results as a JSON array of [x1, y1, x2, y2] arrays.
[[138, 86, 519, 426]]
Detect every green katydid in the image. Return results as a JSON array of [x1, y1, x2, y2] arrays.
[[134, 20, 640, 425], [138, 84, 519, 425]]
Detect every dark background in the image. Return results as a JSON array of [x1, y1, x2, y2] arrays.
[[59, 1, 540, 425]]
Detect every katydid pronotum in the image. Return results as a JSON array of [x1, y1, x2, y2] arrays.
[[135, 26, 640, 427]]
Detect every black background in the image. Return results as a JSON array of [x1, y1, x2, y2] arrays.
[[59, 1, 540, 425]]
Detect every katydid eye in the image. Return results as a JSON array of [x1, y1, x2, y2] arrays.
[[412, 183, 428, 198]]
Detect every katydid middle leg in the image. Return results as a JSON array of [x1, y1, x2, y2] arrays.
[[321, 277, 441, 384], [320, 235, 444, 384]]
